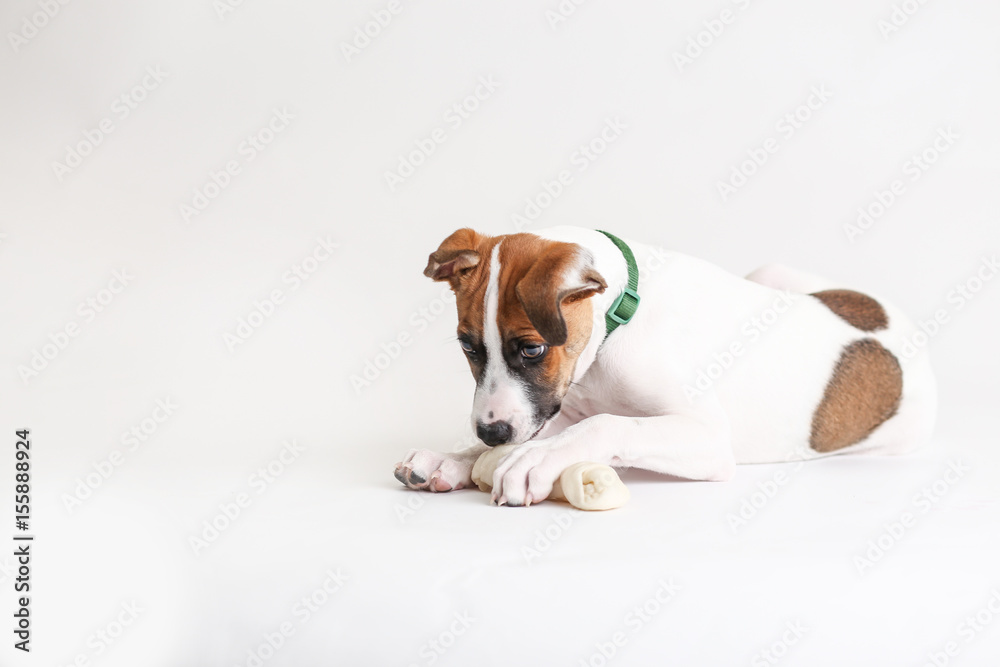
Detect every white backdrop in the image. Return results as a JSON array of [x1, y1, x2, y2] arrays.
[[2, 0, 999, 665]]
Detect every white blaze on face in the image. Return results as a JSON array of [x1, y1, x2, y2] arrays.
[[472, 242, 533, 441]]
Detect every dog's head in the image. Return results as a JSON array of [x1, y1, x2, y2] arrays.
[[425, 229, 607, 446]]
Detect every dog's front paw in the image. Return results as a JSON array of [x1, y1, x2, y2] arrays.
[[490, 444, 565, 507], [394, 449, 473, 492]]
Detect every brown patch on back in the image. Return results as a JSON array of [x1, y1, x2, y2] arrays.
[[810, 338, 902, 453], [811, 289, 889, 332]]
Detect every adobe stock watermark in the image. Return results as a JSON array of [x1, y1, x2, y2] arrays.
[[213, 0, 253, 20], [395, 489, 428, 523], [383, 76, 500, 192], [877, 0, 933, 40], [577, 578, 681, 666], [340, 0, 409, 62], [394, 430, 470, 523], [179, 107, 294, 223], [683, 290, 799, 402], [853, 459, 968, 575], [17, 268, 134, 385], [726, 457, 805, 534], [511, 116, 627, 231], [51, 66, 169, 182], [235, 568, 349, 667], [406, 611, 476, 667], [843, 126, 958, 243], [188, 440, 306, 557], [61, 397, 179, 513], [716, 84, 832, 203], [751, 620, 808, 667], [896, 254, 998, 361], [544, 0, 592, 30], [57, 600, 144, 667], [350, 284, 456, 395], [7, 0, 73, 53], [521, 511, 575, 563], [223, 235, 339, 352], [672, 0, 758, 72], [920, 588, 1000, 667]]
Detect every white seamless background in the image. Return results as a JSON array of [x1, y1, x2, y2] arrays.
[[1, 1, 999, 666]]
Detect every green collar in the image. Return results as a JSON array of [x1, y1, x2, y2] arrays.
[[597, 230, 640, 341]]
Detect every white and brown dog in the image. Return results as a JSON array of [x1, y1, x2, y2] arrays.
[[394, 226, 937, 506]]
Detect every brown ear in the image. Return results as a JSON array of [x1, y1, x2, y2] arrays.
[[515, 245, 606, 346], [423, 228, 484, 285]]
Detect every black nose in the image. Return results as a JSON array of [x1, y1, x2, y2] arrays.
[[476, 420, 512, 446]]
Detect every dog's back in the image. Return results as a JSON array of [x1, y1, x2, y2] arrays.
[[579, 244, 936, 464]]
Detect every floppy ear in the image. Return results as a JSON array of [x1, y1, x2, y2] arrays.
[[423, 228, 485, 286], [515, 245, 606, 346]]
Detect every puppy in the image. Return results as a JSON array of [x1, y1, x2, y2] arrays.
[[394, 227, 936, 506]]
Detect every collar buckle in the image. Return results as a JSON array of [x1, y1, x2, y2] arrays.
[[606, 286, 640, 326]]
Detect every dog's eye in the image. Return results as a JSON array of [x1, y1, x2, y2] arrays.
[[520, 344, 546, 359], [460, 340, 475, 354]]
